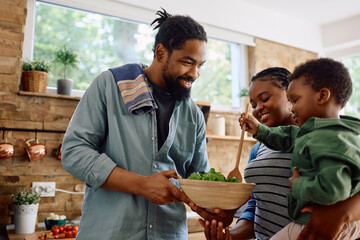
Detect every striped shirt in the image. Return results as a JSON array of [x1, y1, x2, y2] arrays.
[[242, 143, 292, 239]]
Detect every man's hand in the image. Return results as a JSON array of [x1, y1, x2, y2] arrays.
[[141, 170, 190, 205], [289, 167, 301, 192], [238, 113, 259, 136]]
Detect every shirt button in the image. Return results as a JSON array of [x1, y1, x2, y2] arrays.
[[149, 224, 153, 229], [152, 137, 155, 141], [154, 163, 158, 169]]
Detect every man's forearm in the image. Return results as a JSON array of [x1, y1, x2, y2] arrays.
[[101, 166, 144, 195]]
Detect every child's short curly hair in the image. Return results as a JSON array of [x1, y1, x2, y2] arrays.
[[289, 58, 352, 107]]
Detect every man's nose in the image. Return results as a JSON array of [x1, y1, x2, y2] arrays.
[[188, 66, 200, 80]]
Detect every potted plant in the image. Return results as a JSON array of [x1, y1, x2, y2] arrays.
[[12, 187, 41, 234], [239, 88, 249, 98], [54, 45, 79, 95], [22, 59, 50, 93]]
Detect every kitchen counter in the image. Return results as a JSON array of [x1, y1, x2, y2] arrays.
[[6, 220, 80, 240], [7, 216, 236, 240], [6, 223, 46, 240]]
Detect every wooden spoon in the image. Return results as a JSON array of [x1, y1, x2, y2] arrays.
[[227, 102, 250, 182]]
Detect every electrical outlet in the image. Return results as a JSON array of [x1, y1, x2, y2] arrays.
[[32, 182, 56, 197]]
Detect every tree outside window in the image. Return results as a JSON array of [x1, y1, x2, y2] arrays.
[[342, 56, 360, 118], [33, 2, 241, 107]]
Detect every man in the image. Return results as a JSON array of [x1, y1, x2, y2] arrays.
[[62, 9, 210, 240]]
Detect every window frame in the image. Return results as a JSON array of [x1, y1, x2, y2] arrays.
[[23, 0, 255, 108]]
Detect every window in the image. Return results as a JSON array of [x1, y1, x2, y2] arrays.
[[341, 55, 360, 118], [28, 1, 249, 108]]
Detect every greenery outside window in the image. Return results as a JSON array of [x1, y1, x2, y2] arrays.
[[33, 1, 245, 107], [341, 55, 360, 118]]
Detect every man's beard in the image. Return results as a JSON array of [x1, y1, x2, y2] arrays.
[[162, 65, 194, 102]]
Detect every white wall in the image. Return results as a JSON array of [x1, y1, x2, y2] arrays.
[[112, 0, 323, 53], [322, 15, 360, 58]]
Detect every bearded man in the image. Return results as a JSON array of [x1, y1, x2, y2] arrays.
[[62, 8, 210, 240]]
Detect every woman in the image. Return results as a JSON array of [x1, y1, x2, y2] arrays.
[[232, 67, 295, 239], [197, 67, 360, 240]]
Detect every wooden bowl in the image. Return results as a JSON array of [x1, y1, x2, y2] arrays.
[[179, 179, 255, 210]]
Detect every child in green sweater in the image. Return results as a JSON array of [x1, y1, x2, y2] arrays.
[[240, 58, 360, 240]]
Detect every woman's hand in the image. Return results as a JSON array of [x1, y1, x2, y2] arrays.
[[297, 193, 360, 240], [238, 113, 259, 136], [289, 167, 301, 192], [297, 205, 344, 240], [198, 219, 231, 240], [189, 203, 237, 227]]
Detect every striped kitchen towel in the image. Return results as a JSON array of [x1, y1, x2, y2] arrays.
[[110, 64, 157, 115]]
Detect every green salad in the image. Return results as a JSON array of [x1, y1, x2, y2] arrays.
[[187, 168, 240, 182]]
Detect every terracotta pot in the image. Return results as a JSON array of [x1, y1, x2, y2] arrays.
[[25, 139, 46, 162], [0, 142, 14, 160]]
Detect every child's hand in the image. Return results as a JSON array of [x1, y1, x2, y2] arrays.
[[289, 167, 301, 192], [238, 113, 259, 136]]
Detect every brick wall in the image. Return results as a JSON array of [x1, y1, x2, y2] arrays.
[[0, 0, 82, 226], [0, 0, 318, 228], [248, 38, 318, 78]]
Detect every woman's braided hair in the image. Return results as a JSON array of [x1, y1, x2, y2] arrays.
[[251, 67, 291, 90], [150, 8, 207, 56]]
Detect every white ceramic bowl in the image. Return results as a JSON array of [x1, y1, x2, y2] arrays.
[[179, 179, 255, 210]]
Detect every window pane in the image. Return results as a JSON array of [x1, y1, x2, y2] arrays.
[[33, 1, 241, 107], [342, 56, 360, 118], [34, 2, 154, 90], [191, 39, 234, 106]]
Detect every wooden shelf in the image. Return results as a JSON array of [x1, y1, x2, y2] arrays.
[[206, 134, 257, 142], [18, 91, 81, 101]]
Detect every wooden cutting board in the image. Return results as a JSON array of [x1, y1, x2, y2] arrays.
[[24, 230, 76, 240]]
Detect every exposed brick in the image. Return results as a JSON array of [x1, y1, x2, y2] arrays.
[[3, 0, 27, 8], [38, 201, 66, 213], [0, 56, 17, 74], [0, 204, 9, 215], [0, 215, 11, 225], [65, 201, 83, 212]]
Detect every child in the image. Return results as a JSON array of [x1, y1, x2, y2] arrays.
[[240, 58, 360, 240]]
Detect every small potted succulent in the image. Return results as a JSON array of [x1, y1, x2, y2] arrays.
[[12, 187, 41, 234], [54, 45, 79, 95], [22, 59, 51, 93], [239, 88, 249, 98], [239, 87, 249, 111]]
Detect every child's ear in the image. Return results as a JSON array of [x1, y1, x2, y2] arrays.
[[317, 88, 331, 105]]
